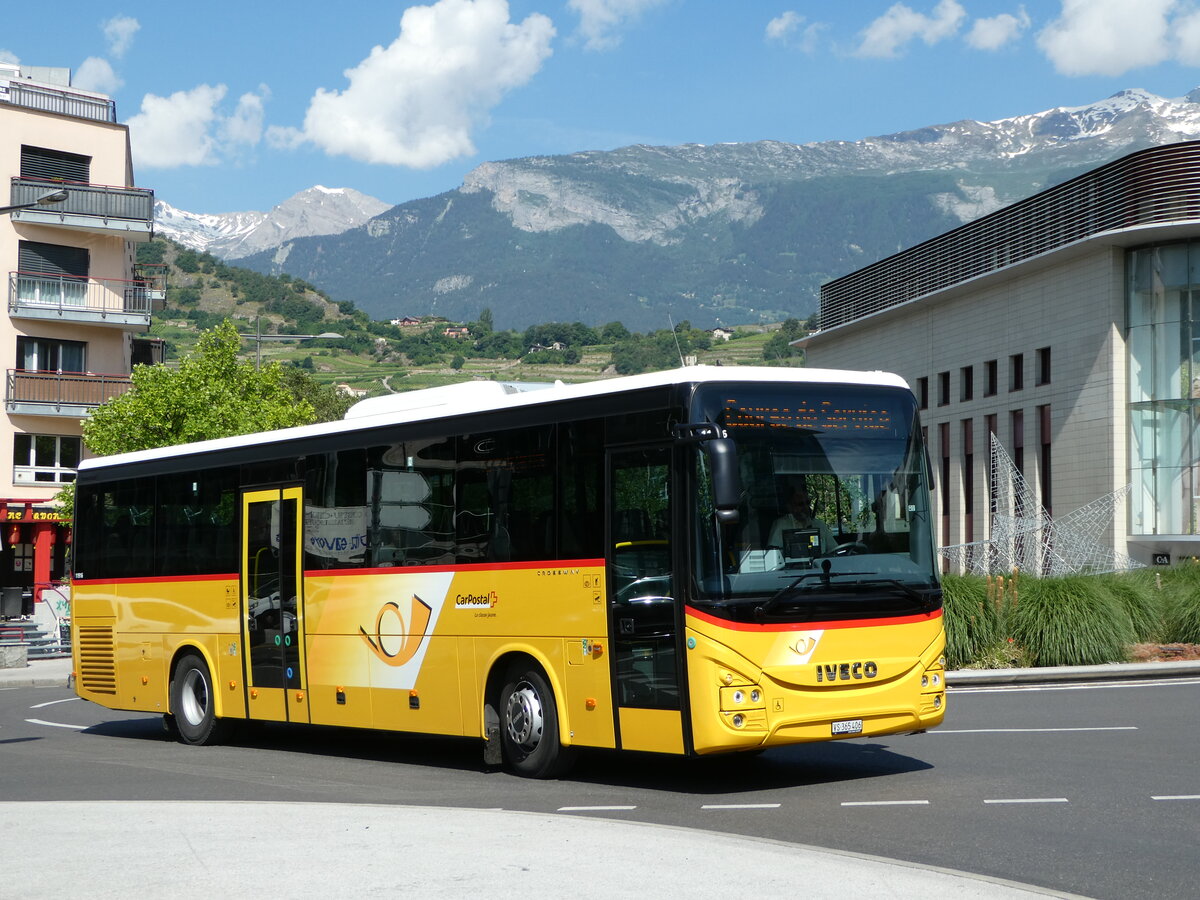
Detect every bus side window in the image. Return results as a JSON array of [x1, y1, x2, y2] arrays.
[[304, 449, 368, 569], [559, 420, 603, 559]]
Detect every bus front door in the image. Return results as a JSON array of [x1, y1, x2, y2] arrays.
[[240, 487, 310, 724], [608, 446, 685, 754]]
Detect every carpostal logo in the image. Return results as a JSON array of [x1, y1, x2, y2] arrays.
[[359, 595, 433, 667], [455, 590, 499, 610]]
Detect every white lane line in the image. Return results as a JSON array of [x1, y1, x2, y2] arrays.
[[1151, 795, 1200, 801], [30, 697, 80, 710], [841, 800, 929, 807], [25, 718, 86, 730], [936, 726, 1137, 734], [557, 805, 637, 812], [984, 798, 1069, 805], [700, 803, 781, 810], [952, 678, 1200, 693]]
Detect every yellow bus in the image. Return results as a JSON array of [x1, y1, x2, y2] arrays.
[[72, 366, 945, 777]]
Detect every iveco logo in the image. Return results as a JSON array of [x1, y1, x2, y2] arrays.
[[816, 661, 879, 682]]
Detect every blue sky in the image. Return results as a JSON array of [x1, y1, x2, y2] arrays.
[[6, 0, 1200, 214]]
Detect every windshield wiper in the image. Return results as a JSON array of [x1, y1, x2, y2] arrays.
[[842, 578, 942, 611], [754, 559, 873, 620]]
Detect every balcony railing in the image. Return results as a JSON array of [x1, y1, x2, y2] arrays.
[[9, 272, 153, 329], [1, 80, 116, 123], [10, 178, 153, 240], [5, 370, 131, 417]]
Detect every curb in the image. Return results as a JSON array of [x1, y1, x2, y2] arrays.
[[948, 659, 1200, 686]]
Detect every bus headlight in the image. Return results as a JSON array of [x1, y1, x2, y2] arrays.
[[732, 714, 745, 728], [732, 690, 745, 704]]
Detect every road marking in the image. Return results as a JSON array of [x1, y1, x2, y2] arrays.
[[557, 805, 637, 812], [1151, 795, 1200, 801], [25, 718, 86, 730], [952, 678, 1200, 693], [29, 697, 80, 710], [841, 800, 929, 807], [936, 726, 1137, 734], [700, 803, 781, 810], [984, 798, 1069, 805]]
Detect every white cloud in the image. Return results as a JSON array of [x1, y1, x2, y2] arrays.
[[298, 0, 554, 168], [0, 50, 19, 65], [568, 0, 668, 51], [1037, 0, 1174, 76], [103, 15, 140, 59], [223, 87, 269, 147], [1175, 9, 1200, 66], [127, 84, 228, 168], [855, 0, 966, 59], [966, 7, 1031, 51], [765, 11, 825, 52], [74, 57, 123, 94]]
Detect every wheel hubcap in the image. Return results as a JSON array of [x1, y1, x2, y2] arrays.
[[180, 668, 209, 727], [505, 681, 544, 750]]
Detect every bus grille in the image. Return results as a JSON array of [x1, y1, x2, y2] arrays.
[[77, 625, 117, 695]]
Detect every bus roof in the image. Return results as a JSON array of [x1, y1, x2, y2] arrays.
[[76, 365, 910, 473]]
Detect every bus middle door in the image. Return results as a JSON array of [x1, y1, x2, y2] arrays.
[[607, 446, 685, 755], [241, 486, 310, 725]]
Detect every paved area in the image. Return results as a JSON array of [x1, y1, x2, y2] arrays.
[[0, 801, 1071, 898], [8, 654, 1198, 897]]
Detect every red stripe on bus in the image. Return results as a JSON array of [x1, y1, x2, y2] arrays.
[[308, 558, 605, 577], [685, 604, 943, 632], [73, 558, 607, 587], [72, 572, 236, 586]]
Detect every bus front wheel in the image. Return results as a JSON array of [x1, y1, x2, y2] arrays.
[[169, 652, 232, 746], [499, 664, 574, 779]]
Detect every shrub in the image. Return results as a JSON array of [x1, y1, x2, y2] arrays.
[[1156, 564, 1200, 643], [1096, 572, 1165, 643], [941, 575, 996, 669], [1010, 575, 1134, 666]]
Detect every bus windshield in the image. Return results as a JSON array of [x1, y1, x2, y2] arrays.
[[690, 383, 939, 620]]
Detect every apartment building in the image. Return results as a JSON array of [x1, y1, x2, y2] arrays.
[[803, 141, 1200, 568], [0, 63, 159, 605]]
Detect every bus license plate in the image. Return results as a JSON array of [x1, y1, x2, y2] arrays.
[[831, 719, 863, 736]]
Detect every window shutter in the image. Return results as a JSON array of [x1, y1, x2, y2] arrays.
[[17, 241, 89, 278], [20, 145, 91, 183]]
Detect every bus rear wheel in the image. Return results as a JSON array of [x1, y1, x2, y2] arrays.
[[169, 652, 232, 746], [499, 664, 574, 779]]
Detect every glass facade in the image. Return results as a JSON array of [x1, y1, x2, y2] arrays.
[[1128, 243, 1200, 535]]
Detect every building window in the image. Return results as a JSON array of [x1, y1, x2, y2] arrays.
[[917, 376, 929, 410], [16, 337, 86, 373], [1010, 353, 1024, 392], [984, 359, 998, 397], [1036, 347, 1051, 385], [938, 371, 950, 406], [1039, 405, 1052, 515], [960, 365, 973, 402], [13, 434, 81, 484], [1011, 409, 1025, 476], [20, 145, 91, 183], [939, 423, 950, 553], [962, 419, 974, 542]]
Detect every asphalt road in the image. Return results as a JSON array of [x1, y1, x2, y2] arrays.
[[2, 676, 1198, 898]]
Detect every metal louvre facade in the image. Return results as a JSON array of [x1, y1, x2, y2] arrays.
[[820, 141, 1200, 330]]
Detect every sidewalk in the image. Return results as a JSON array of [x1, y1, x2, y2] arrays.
[[0, 653, 71, 689]]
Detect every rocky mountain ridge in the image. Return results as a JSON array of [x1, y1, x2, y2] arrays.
[[154, 185, 390, 259]]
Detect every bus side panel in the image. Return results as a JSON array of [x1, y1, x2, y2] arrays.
[[685, 612, 946, 754], [73, 577, 240, 714]]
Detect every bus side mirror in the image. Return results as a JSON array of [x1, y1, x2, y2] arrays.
[[705, 438, 742, 526]]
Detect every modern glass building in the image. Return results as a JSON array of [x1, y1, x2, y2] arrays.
[[804, 140, 1200, 567]]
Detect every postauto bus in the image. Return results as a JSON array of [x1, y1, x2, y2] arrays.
[[72, 366, 945, 777]]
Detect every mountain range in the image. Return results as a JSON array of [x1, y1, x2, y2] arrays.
[[154, 185, 390, 260], [167, 88, 1200, 331]]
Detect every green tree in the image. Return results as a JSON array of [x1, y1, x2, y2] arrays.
[[82, 321, 317, 457]]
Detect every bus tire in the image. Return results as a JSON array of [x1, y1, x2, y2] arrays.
[[499, 663, 574, 779], [170, 652, 232, 746]]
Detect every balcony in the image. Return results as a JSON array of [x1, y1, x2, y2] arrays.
[[1, 79, 116, 123], [5, 370, 131, 418], [9, 272, 153, 330], [9, 178, 153, 241]]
